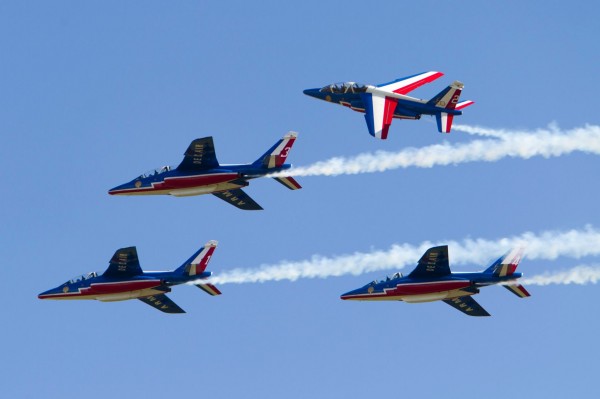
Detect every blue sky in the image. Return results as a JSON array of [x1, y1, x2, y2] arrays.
[[2, 1, 600, 397]]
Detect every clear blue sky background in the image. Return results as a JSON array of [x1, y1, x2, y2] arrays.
[[2, 1, 599, 397]]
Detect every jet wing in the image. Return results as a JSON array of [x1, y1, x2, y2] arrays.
[[212, 188, 263, 210], [359, 92, 398, 139], [176, 137, 220, 171], [138, 294, 185, 314], [377, 71, 444, 95], [408, 245, 451, 278], [443, 296, 490, 317], [102, 247, 143, 277]]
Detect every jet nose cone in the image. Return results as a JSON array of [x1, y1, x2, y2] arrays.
[[38, 289, 53, 299], [303, 88, 321, 98], [340, 289, 358, 300], [108, 182, 129, 195]]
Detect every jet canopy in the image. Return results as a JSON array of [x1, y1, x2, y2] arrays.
[[67, 272, 98, 284], [139, 165, 172, 179], [370, 272, 403, 285], [320, 82, 368, 94]]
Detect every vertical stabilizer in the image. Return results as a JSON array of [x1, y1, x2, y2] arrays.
[[253, 132, 298, 169]]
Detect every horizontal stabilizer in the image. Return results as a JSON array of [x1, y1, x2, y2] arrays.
[[436, 112, 454, 133], [504, 284, 531, 298], [443, 295, 490, 317], [212, 189, 263, 210], [139, 294, 185, 314], [196, 283, 222, 296], [455, 100, 474, 110], [273, 176, 302, 190]]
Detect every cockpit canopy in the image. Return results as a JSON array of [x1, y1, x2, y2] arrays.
[[67, 272, 98, 285], [139, 165, 172, 179], [320, 82, 368, 94], [369, 272, 403, 285]]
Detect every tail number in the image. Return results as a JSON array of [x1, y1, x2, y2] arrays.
[[280, 146, 290, 159]]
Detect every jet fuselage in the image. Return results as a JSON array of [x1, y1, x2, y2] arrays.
[[341, 272, 523, 303], [303, 87, 463, 120], [108, 163, 291, 197], [38, 271, 212, 302]]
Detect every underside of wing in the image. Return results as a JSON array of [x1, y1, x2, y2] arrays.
[[503, 284, 531, 298], [103, 247, 143, 278], [409, 246, 451, 278], [176, 137, 220, 171], [138, 294, 185, 314], [196, 283, 222, 296], [273, 176, 302, 190], [212, 188, 263, 210], [360, 93, 397, 139], [443, 296, 490, 317], [377, 71, 444, 95]]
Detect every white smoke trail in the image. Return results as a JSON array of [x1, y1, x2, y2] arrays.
[[276, 124, 600, 177], [523, 265, 600, 286], [202, 226, 600, 285]]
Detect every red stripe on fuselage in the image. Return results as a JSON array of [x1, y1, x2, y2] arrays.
[[39, 280, 163, 299], [388, 280, 470, 295], [160, 173, 239, 189], [347, 280, 471, 300], [111, 173, 239, 195]]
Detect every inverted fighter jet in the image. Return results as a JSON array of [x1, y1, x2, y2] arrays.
[[109, 132, 301, 210], [304, 72, 474, 139], [341, 246, 530, 316], [38, 241, 221, 314]]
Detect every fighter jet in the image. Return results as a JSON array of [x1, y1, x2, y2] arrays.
[[109, 132, 301, 210], [38, 241, 221, 314], [303, 71, 474, 139], [341, 246, 530, 316]]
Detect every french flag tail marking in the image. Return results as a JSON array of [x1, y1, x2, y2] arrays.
[[260, 132, 298, 169], [436, 112, 454, 133]]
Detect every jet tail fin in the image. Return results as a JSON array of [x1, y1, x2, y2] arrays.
[[485, 248, 524, 277], [428, 81, 474, 133], [176, 240, 218, 276], [252, 132, 298, 169]]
